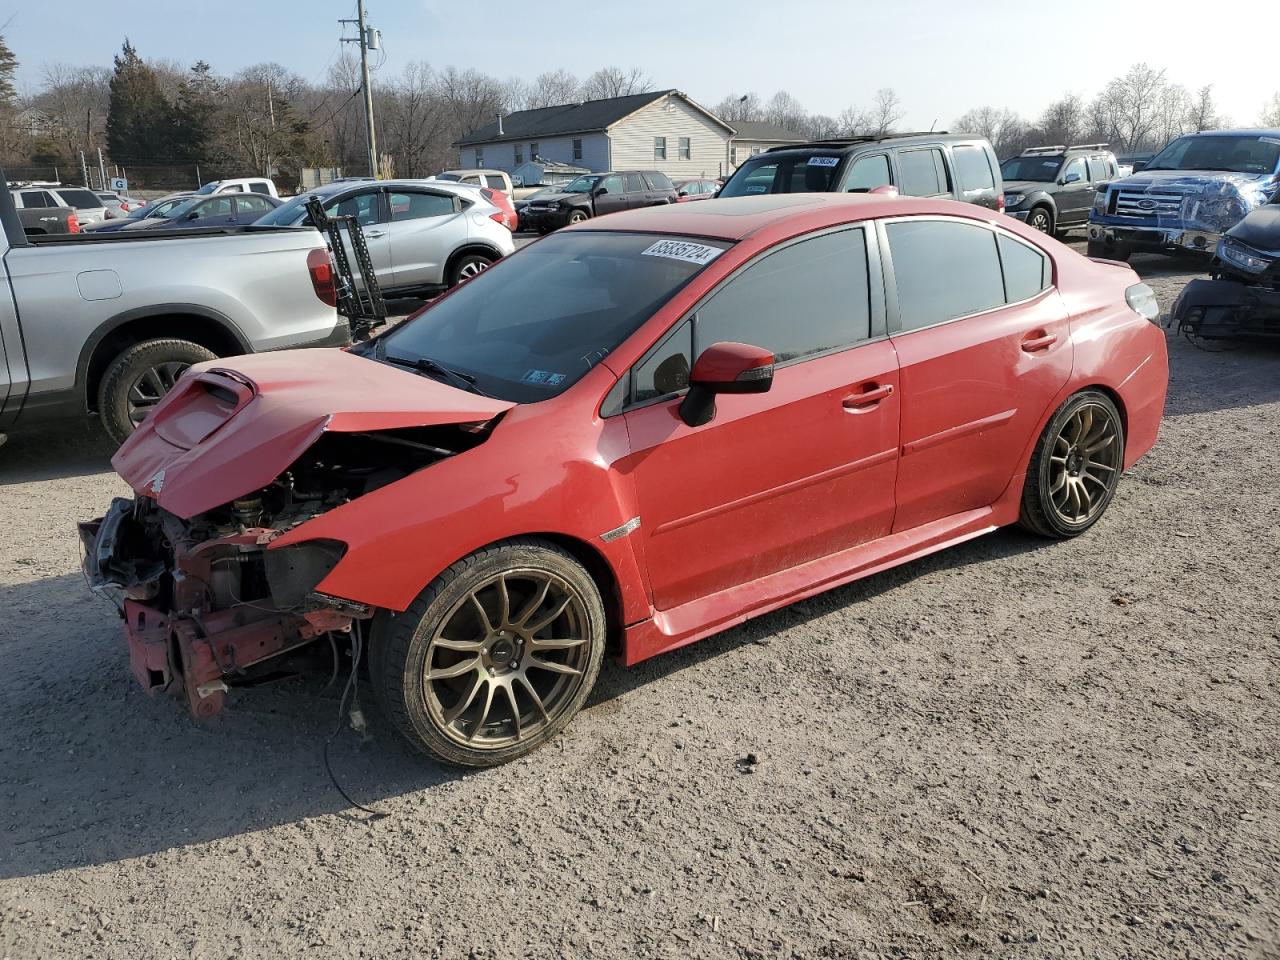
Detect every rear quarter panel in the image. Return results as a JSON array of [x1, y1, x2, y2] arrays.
[[6, 230, 337, 404]]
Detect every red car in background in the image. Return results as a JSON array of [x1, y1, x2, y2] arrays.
[[81, 194, 1168, 768], [675, 177, 722, 201]]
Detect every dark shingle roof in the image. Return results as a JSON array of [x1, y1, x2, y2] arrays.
[[457, 90, 674, 147], [730, 120, 806, 142]]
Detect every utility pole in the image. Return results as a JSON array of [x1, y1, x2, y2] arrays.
[[97, 148, 108, 192], [80, 151, 90, 189], [340, 1, 379, 178]]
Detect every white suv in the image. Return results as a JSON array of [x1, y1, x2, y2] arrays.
[[255, 179, 516, 294]]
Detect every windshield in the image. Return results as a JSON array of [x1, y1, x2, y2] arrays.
[[560, 175, 601, 194], [193, 182, 220, 195], [1000, 156, 1063, 182], [719, 153, 842, 197], [1146, 135, 1280, 175], [369, 231, 730, 402], [149, 198, 189, 219]]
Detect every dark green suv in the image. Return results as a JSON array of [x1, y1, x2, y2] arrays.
[[1000, 144, 1118, 235], [718, 133, 1004, 212]]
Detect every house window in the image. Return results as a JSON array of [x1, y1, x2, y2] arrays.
[[679, 137, 691, 160], [515, 145, 523, 165], [573, 138, 583, 161], [475, 147, 484, 165], [654, 137, 667, 160], [731, 146, 738, 164], [530, 141, 538, 160]]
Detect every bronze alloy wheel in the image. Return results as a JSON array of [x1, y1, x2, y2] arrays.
[[1020, 389, 1126, 538], [1046, 400, 1122, 525], [422, 568, 591, 751]]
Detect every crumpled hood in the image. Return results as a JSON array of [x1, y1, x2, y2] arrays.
[[1105, 170, 1279, 233], [111, 348, 513, 518], [1226, 202, 1280, 252]]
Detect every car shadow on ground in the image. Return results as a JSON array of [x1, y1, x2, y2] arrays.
[[0, 419, 116, 485], [0, 525, 1051, 880], [1162, 334, 1280, 418]]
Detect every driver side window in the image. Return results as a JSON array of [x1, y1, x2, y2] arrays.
[[600, 175, 623, 194], [1062, 158, 1086, 182]]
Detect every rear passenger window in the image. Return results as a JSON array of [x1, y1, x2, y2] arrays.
[[998, 234, 1050, 302], [19, 191, 51, 207], [845, 154, 891, 192], [897, 148, 949, 197], [1087, 157, 1111, 182], [646, 171, 675, 191], [624, 172, 646, 193], [388, 192, 455, 221], [952, 146, 995, 191], [249, 182, 272, 195], [695, 229, 871, 362], [887, 220, 1004, 330]]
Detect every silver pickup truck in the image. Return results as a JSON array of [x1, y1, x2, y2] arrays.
[[0, 185, 346, 444]]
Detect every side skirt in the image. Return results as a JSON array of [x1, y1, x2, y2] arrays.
[[623, 506, 1001, 666]]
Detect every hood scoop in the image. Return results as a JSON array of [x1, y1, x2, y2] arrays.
[[112, 348, 514, 518]]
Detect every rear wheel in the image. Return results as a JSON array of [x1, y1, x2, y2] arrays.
[[97, 338, 216, 445], [448, 253, 494, 287], [371, 538, 606, 767], [1019, 390, 1125, 539]]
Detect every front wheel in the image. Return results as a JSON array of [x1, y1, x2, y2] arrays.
[[1026, 206, 1054, 234], [567, 209, 590, 225], [372, 538, 607, 767], [97, 338, 216, 445], [1019, 390, 1125, 539]]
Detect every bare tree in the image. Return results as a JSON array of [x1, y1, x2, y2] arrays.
[[526, 69, 581, 109], [869, 88, 902, 135], [1092, 63, 1168, 152], [1035, 94, 1086, 147], [952, 106, 1026, 156], [713, 92, 761, 123], [32, 63, 111, 157], [377, 61, 452, 178], [1264, 93, 1280, 128], [579, 67, 652, 101], [764, 90, 807, 134], [836, 105, 871, 136], [1185, 84, 1224, 132]]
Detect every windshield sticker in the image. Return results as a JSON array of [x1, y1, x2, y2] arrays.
[[1043, 160, 1059, 167], [1262, 137, 1280, 146], [745, 185, 766, 194], [520, 369, 567, 387], [808, 156, 839, 167], [641, 239, 724, 266]]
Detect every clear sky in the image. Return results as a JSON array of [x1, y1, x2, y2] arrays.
[[6, 0, 1276, 129]]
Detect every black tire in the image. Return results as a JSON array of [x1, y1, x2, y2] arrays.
[[1026, 206, 1054, 234], [447, 253, 494, 287], [1019, 390, 1125, 539], [371, 537, 607, 767], [97, 338, 216, 445], [567, 208, 590, 225], [1086, 239, 1130, 262]]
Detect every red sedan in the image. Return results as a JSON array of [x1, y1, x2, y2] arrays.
[[81, 194, 1168, 767]]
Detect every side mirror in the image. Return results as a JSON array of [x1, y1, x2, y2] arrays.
[[185, 211, 200, 220], [594, 186, 608, 196], [679, 341, 774, 427], [1063, 172, 1082, 184], [677, 190, 688, 197]]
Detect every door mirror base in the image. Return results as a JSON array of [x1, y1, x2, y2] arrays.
[[677, 341, 775, 427]]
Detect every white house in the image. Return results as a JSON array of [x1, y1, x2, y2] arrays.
[[455, 90, 738, 180], [727, 120, 807, 167]]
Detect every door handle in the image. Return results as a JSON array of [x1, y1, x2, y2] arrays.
[[365, 230, 386, 238], [1021, 333, 1057, 353], [843, 383, 894, 410]]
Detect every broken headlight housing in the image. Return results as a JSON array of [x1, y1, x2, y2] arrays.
[[1218, 237, 1273, 275]]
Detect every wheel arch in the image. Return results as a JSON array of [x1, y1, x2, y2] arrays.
[[524, 532, 627, 656], [444, 242, 506, 283], [78, 305, 251, 413]]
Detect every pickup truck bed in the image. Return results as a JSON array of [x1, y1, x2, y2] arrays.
[[0, 181, 345, 444]]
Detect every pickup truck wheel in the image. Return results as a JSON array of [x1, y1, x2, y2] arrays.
[[371, 538, 606, 768], [567, 209, 590, 225], [448, 253, 493, 287], [98, 338, 216, 444], [1027, 207, 1054, 233]]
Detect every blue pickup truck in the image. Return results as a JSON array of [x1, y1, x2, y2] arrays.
[[1086, 129, 1280, 261]]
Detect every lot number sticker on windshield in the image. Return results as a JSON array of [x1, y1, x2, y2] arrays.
[[808, 156, 839, 167], [521, 369, 567, 387], [641, 239, 723, 266]]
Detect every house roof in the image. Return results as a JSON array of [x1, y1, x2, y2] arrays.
[[729, 120, 806, 142], [456, 89, 732, 146]]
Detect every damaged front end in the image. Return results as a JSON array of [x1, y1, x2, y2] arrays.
[[78, 348, 513, 719]]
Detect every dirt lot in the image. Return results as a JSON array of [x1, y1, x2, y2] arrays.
[[1, 245, 1278, 959]]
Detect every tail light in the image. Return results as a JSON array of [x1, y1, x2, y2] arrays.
[[481, 188, 517, 231], [120, 202, 130, 212], [307, 248, 337, 307], [67, 212, 80, 234], [997, 194, 1006, 213]]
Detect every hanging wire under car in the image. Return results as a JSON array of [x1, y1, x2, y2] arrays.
[[322, 620, 388, 819]]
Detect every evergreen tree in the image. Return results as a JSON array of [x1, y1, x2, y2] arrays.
[[172, 59, 219, 161], [0, 34, 18, 109], [106, 40, 179, 163]]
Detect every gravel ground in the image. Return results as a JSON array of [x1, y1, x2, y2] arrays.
[[1, 243, 1278, 959]]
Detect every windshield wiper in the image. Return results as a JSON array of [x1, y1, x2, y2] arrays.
[[378, 346, 491, 397]]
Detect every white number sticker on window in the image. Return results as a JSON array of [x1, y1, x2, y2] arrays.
[[808, 156, 839, 167], [641, 240, 723, 266]]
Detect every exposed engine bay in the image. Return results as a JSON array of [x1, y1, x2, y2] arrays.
[[79, 423, 491, 718]]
